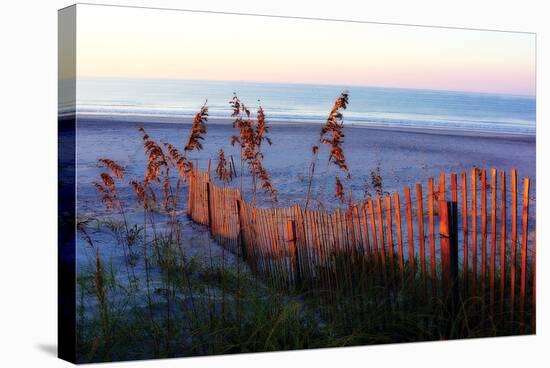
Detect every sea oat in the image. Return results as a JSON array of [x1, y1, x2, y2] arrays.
[[100, 172, 115, 187], [184, 101, 208, 153], [252, 159, 277, 202], [306, 91, 351, 206], [215, 149, 232, 184], [138, 127, 169, 185], [255, 105, 272, 147], [94, 164, 121, 210], [98, 158, 125, 179], [335, 176, 345, 203], [130, 180, 147, 206], [230, 94, 277, 202], [94, 182, 114, 209], [94, 158, 126, 210], [164, 142, 192, 179], [320, 91, 350, 177], [77, 219, 95, 248]]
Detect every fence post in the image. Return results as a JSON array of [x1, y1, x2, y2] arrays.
[[439, 200, 451, 288], [236, 199, 247, 261], [287, 219, 302, 289], [439, 200, 458, 314]]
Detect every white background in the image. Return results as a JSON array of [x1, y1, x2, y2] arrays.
[[0, 0, 547, 366]]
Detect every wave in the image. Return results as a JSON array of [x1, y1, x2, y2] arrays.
[[73, 103, 535, 135]]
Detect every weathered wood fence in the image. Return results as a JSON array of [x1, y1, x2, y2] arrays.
[[187, 166, 535, 327]]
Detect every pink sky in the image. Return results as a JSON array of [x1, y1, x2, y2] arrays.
[[75, 5, 536, 96]]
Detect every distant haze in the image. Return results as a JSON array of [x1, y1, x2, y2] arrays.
[[74, 4, 536, 96]]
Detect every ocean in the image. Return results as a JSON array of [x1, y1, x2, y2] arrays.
[[69, 78, 536, 135]]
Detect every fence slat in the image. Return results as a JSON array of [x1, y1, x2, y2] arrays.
[[439, 173, 446, 201], [481, 169, 487, 306], [416, 184, 427, 292], [461, 172, 469, 293], [322, 211, 333, 290], [439, 200, 451, 289], [510, 169, 518, 320], [260, 209, 273, 281], [273, 208, 284, 287], [471, 168, 478, 296], [404, 187, 415, 280], [348, 205, 357, 262], [361, 203, 372, 263], [329, 212, 341, 290], [368, 200, 379, 269], [394, 193, 405, 284], [428, 178, 436, 295], [489, 169, 497, 311], [385, 195, 395, 284], [354, 205, 363, 262], [376, 198, 387, 285], [519, 177, 530, 324], [319, 210, 331, 288], [499, 171, 507, 315], [313, 210, 324, 285]]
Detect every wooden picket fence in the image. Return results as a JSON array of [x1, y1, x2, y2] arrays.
[[187, 166, 536, 328]]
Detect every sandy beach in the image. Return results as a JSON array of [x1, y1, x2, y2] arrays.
[[76, 116, 535, 212]]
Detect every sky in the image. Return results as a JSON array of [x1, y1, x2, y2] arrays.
[[74, 4, 536, 96]]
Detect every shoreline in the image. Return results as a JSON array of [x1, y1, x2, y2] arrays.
[[69, 113, 536, 142]]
